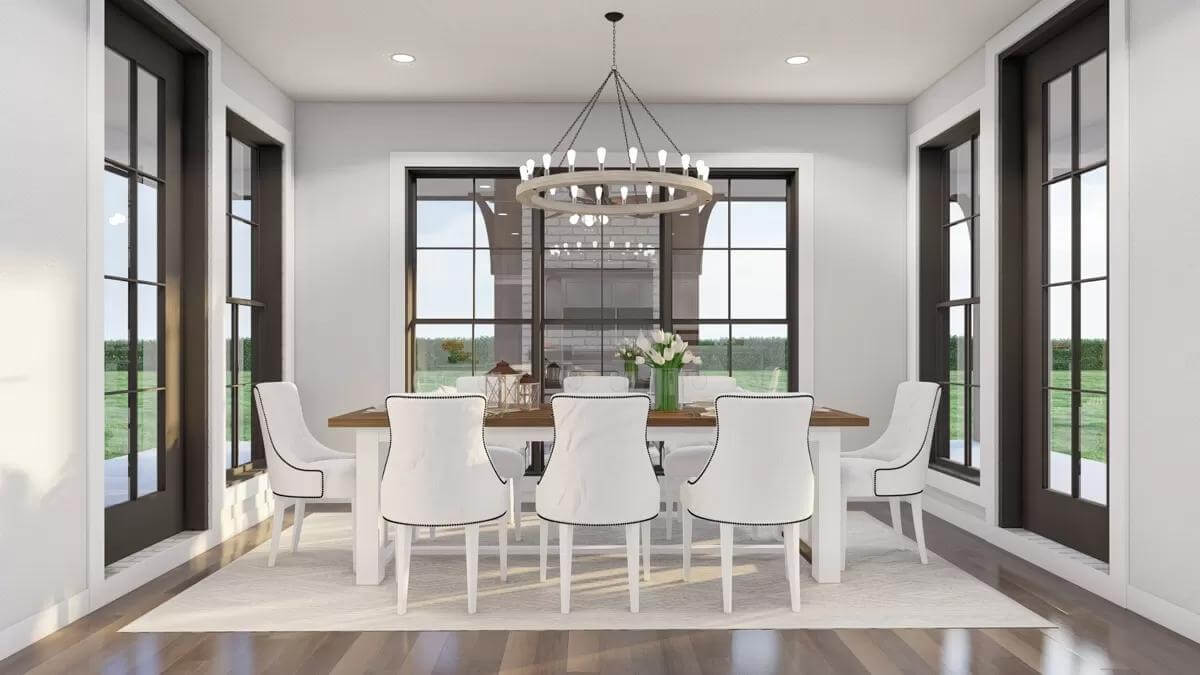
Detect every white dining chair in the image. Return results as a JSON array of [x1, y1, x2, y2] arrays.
[[536, 393, 658, 613], [561, 375, 629, 393], [381, 394, 509, 614], [840, 381, 942, 566], [452, 375, 530, 541], [661, 375, 743, 537], [253, 382, 356, 568], [680, 393, 816, 614]]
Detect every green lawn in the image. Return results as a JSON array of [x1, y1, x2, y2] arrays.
[[947, 370, 1107, 462], [414, 366, 786, 394]]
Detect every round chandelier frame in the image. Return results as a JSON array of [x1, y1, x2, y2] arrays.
[[514, 11, 713, 221]]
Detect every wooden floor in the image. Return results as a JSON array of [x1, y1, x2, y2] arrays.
[[3, 505, 1198, 674]]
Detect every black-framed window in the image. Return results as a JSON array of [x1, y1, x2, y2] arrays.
[[920, 115, 981, 480], [407, 169, 797, 396], [104, 47, 166, 507], [409, 176, 534, 391], [668, 177, 793, 391], [225, 136, 260, 473], [1041, 51, 1109, 505]]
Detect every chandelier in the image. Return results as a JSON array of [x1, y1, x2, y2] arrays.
[[514, 11, 713, 223]]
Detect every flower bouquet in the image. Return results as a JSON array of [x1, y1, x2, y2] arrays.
[[634, 330, 702, 411], [615, 339, 641, 390]]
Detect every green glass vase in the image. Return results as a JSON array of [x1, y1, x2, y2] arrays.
[[624, 360, 638, 390], [654, 365, 681, 411]]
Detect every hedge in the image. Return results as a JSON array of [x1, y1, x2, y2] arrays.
[[946, 336, 1106, 370], [104, 339, 254, 370]]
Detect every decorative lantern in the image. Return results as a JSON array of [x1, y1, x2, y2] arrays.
[[545, 361, 562, 389], [516, 373, 541, 410], [484, 361, 521, 411]]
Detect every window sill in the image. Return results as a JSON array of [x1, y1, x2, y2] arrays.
[[225, 461, 267, 487], [929, 458, 981, 485]]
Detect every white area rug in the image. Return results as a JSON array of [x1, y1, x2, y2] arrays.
[[123, 511, 1051, 631]]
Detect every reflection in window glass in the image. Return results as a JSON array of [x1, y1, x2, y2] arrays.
[[104, 49, 131, 165], [947, 384, 965, 464], [670, 195, 728, 248], [1081, 280, 1107, 392], [475, 250, 531, 319], [948, 141, 973, 219], [137, 284, 159, 389], [230, 139, 253, 219], [231, 218, 253, 299], [136, 391, 159, 497], [416, 250, 473, 318], [731, 324, 788, 392], [1079, 392, 1107, 504], [543, 325, 603, 384], [416, 179, 473, 247], [104, 280, 129, 389], [136, 68, 160, 176], [1047, 284, 1073, 389], [105, 393, 130, 507], [238, 305, 253, 384], [948, 305, 965, 383], [136, 179, 158, 281], [1047, 72, 1073, 178], [473, 323, 533, 375], [1078, 53, 1107, 168], [673, 250, 727, 319]]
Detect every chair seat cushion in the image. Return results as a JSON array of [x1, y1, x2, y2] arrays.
[[310, 458, 356, 500], [663, 445, 713, 479], [487, 446, 526, 479], [841, 457, 889, 498]]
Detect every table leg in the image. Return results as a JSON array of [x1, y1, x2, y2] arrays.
[[355, 429, 386, 585], [810, 428, 842, 583]]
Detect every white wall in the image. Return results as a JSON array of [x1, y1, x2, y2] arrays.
[[0, 0, 295, 659], [294, 102, 909, 451], [0, 0, 90, 634], [907, 48, 985, 134], [1126, 0, 1200, 619]]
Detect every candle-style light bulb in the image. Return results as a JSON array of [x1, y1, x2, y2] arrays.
[[542, 153, 552, 174], [620, 185, 628, 203], [592, 240, 598, 248], [569, 214, 579, 225], [567, 148, 577, 171], [628, 147, 638, 166], [609, 240, 615, 248], [681, 153, 691, 175], [601, 215, 610, 225], [594, 185, 603, 203], [668, 186, 676, 201], [519, 165, 528, 181], [596, 146, 606, 169], [525, 158, 536, 176], [645, 183, 653, 202], [583, 215, 594, 227], [570, 185, 579, 202], [549, 187, 557, 196]]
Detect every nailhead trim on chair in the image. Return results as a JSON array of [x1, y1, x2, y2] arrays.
[[871, 387, 942, 497], [254, 385, 324, 499]]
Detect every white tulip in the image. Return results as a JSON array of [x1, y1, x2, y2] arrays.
[[662, 344, 676, 360], [648, 350, 665, 366], [635, 356, 645, 365], [653, 329, 667, 344], [681, 351, 695, 364], [636, 334, 652, 353], [694, 356, 703, 365]]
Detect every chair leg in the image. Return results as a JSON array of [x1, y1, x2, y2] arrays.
[[784, 522, 801, 612], [539, 520, 549, 582], [466, 523, 480, 614], [498, 515, 508, 583], [511, 479, 523, 542], [641, 520, 651, 582], [663, 481, 675, 540], [888, 497, 903, 541], [396, 524, 411, 614], [910, 494, 928, 564], [682, 503, 693, 581], [719, 523, 733, 614], [268, 497, 288, 567], [559, 524, 573, 613], [625, 523, 641, 613], [291, 501, 306, 553]]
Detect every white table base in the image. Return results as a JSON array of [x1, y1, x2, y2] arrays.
[[352, 426, 844, 585]]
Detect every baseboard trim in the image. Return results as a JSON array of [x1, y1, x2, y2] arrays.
[[1128, 586, 1200, 645], [921, 493, 1126, 604], [0, 590, 89, 662]]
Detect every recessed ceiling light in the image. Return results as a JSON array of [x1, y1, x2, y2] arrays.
[[390, 53, 415, 63], [479, 184, 491, 189], [510, 231, 519, 235], [785, 55, 810, 65]]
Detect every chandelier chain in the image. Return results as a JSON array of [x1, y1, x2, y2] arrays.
[[549, 69, 612, 160], [616, 70, 684, 156], [616, 74, 652, 169], [611, 20, 617, 69], [615, 74, 631, 159], [559, 71, 610, 166]]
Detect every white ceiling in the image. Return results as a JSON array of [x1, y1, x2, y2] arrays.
[[179, 0, 1038, 104]]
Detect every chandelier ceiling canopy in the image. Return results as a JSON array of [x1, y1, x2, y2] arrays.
[[514, 12, 713, 223]]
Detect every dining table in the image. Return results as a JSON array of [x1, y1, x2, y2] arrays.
[[328, 403, 869, 586]]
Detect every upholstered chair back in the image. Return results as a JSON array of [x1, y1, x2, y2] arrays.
[[561, 375, 629, 393], [685, 393, 816, 525], [536, 394, 658, 525], [380, 394, 508, 527], [254, 382, 328, 498]]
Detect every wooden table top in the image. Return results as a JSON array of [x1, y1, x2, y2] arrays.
[[328, 404, 868, 429]]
